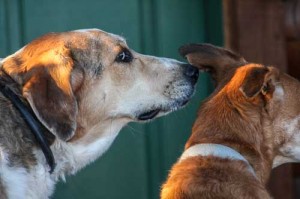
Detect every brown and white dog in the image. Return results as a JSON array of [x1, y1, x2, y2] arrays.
[[161, 44, 300, 198], [0, 29, 199, 198]]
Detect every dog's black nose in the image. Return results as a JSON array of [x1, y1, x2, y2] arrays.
[[183, 64, 199, 85]]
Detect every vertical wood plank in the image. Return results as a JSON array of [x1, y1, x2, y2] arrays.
[[287, 41, 300, 77], [267, 165, 294, 199], [223, 0, 287, 71], [285, 1, 300, 196]]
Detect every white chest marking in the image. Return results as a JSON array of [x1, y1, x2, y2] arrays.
[[0, 147, 28, 199], [71, 133, 119, 170]]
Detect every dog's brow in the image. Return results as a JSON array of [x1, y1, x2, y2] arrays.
[[115, 36, 126, 44]]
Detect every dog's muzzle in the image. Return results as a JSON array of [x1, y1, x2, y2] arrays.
[[136, 64, 199, 121]]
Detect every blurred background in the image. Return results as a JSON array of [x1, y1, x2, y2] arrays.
[[0, 0, 300, 198]]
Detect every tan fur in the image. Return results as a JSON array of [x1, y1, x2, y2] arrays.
[[0, 29, 198, 197], [161, 44, 300, 199]]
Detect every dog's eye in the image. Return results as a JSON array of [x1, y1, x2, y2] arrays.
[[116, 49, 133, 63]]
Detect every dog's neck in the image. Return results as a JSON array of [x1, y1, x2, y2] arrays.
[[187, 135, 272, 185], [0, 69, 57, 172], [47, 118, 126, 181], [0, 66, 129, 179], [186, 94, 274, 184], [180, 143, 256, 176]]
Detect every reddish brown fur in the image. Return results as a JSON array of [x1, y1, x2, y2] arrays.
[[162, 65, 274, 199], [162, 157, 269, 199], [161, 44, 299, 199]]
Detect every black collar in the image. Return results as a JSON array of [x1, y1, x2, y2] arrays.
[[0, 81, 56, 173]]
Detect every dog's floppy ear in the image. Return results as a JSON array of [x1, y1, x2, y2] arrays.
[[239, 66, 279, 98], [179, 43, 247, 86], [2, 43, 81, 141]]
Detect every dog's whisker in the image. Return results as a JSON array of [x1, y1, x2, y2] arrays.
[[126, 124, 144, 136]]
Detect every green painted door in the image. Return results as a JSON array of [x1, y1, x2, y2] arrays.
[[0, 0, 223, 198]]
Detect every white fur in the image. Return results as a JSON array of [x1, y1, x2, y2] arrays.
[[274, 84, 284, 101], [273, 156, 295, 168], [150, 57, 178, 69], [273, 115, 300, 167], [73, 29, 126, 44], [1, 167, 29, 199], [1, 47, 25, 63], [0, 147, 29, 199], [54, 124, 120, 191], [73, 29, 98, 33], [69, 132, 120, 174], [27, 164, 53, 199], [0, 119, 124, 198]]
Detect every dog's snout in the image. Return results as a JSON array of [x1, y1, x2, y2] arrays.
[[183, 64, 199, 84]]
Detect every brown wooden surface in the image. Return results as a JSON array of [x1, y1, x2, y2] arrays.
[[267, 165, 294, 199], [223, 0, 294, 198], [287, 41, 300, 77], [285, 0, 300, 41], [223, 0, 287, 71], [286, 1, 300, 196], [286, 5, 300, 197]]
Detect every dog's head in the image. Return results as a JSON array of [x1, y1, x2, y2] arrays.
[[181, 43, 300, 169], [1, 29, 198, 142], [180, 44, 282, 124]]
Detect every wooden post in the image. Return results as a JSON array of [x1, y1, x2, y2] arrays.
[[223, 0, 287, 71], [285, 0, 300, 78]]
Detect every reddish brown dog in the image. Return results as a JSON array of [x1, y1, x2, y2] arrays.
[[161, 44, 300, 199]]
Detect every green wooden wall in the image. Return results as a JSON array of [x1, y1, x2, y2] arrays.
[[0, 0, 223, 198]]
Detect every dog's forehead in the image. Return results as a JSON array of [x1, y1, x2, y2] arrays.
[[72, 29, 126, 45]]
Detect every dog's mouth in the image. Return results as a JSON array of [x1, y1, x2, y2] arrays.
[[136, 82, 195, 121], [136, 98, 191, 121], [137, 109, 161, 120]]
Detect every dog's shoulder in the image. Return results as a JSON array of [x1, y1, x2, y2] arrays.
[[161, 156, 271, 199], [0, 74, 41, 198]]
